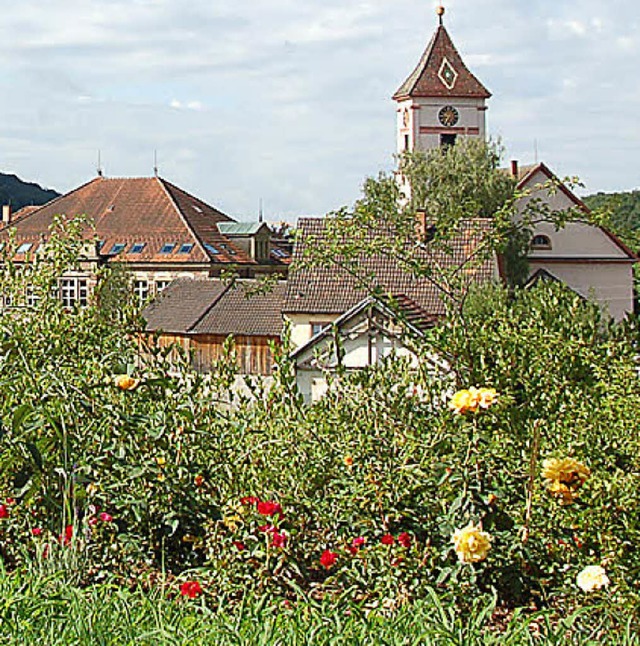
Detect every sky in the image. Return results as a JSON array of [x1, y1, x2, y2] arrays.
[[0, 0, 637, 221]]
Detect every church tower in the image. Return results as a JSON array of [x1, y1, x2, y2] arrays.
[[394, 6, 491, 155]]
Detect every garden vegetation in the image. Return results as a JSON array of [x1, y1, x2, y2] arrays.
[[0, 142, 638, 644]]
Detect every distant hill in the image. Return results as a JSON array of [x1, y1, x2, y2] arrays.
[[584, 189, 640, 252], [0, 172, 60, 213]]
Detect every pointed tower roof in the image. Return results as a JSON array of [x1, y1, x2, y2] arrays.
[[393, 19, 491, 101]]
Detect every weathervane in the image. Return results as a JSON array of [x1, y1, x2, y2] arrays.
[[436, 4, 445, 26]]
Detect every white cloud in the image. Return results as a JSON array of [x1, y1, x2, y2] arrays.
[[0, 0, 638, 219]]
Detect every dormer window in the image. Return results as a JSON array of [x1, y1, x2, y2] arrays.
[[17, 243, 33, 254], [110, 243, 126, 255], [531, 234, 552, 250]]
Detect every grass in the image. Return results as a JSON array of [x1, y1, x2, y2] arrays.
[[0, 569, 638, 645]]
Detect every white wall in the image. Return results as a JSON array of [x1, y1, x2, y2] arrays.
[[519, 168, 635, 321]]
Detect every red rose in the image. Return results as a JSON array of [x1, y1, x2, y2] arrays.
[[31, 527, 43, 536], [272, 531, 287, 548], [320, 549, 338, 570], [380, 534, 395, 546], [60, 525, 73, 546], [256, 501, 283, 517], [0, 505, 8, 519], [240, 496, 259, 506], [99, 512, 113, 522], [180, 581, 203, 599], [232, 541, 246, 551], [88, 517, 98, 527], [5, 498, 15, 505], [346, 546, 359, 555], [351, 537, 365, 548], [398, 532, 411, 548]]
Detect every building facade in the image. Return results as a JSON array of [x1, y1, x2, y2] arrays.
[[0, 175, 290, 307]]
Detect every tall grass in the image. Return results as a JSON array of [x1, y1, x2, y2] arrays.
[[0, 569, 637, 645]]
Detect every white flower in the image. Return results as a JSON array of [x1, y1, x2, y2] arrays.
[[576, 565, 610, 592]]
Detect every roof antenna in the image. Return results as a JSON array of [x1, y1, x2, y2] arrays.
[[153, 150, 159, 178], [534, 138, 539, 164], [259, 198, 264, 223], [97, 150, 103, 177], [436, 4, 445, 26]]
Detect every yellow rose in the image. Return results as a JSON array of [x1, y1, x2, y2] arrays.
[[546, 480, 578, 505], [576, 565, 610, 592], [541, 457, 590, 486], [115, 375, 140, 391], [344, 455, 354, 467], [452, 523, 492, 563], [448, 387, 498, 414], [448, 389, 474, 414], [156, 456, 166, 467]]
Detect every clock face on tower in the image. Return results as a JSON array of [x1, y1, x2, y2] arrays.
[[438, 105, 459, 127]]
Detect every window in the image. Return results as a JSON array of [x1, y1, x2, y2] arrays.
[[311, 322, 331, 337], [160, 243, 176, 254], [59, 278, 89, 308], [220, 243, 236, 255], [130, 243, 146, 254], [110, 243, 126, 255], [26, 287, 39, 307], [531, 234, 552, 250], [178, 243, 194, 254], [155, 280, 171, 294], [272, 248, 288, 259], [96, 240, 105, 252], [133, 279, 149, 304], [404, 134, 410, 151], [440, 133, 457, 148], [254, 240, 269, 261], [204, 243, 220, 255], [17, 243, 33, 254], [192, 205, 203, 213]]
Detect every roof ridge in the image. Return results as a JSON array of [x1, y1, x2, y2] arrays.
[[156, 176, 210, 261], [159, 177, 234, 222], [186, 280, 233, 333]]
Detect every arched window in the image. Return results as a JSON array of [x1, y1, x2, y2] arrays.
[[531, 234, 552, 250]]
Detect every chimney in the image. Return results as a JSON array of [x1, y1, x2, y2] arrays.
[[510, 160, 519, 179], [1, 205, 11, 225]]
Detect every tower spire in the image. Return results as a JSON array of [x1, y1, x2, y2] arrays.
[[436, 4, 445, 26]]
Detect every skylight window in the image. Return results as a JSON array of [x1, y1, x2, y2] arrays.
[[160, 243, 177, 254], [192, 205, 203, 213], [204, 244, 220, 255], [272, 248, 289, 259], [17, 243, 33, 254], [178, 243, 194, 254], [130, 243, 146, 254], [110, 243, 126, 255], [220, 243, 236, 255]]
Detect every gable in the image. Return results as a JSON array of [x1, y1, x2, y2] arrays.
[[518, 165, 637, 261]]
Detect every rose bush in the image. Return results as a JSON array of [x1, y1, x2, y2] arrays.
[[0, 226, 638, 632]]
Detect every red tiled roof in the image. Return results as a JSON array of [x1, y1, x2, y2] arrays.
[[393, 25, 491, 100], [0, 176, 255, 265], [144, 279, 285, 337], [283, 217, 497, 315]]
